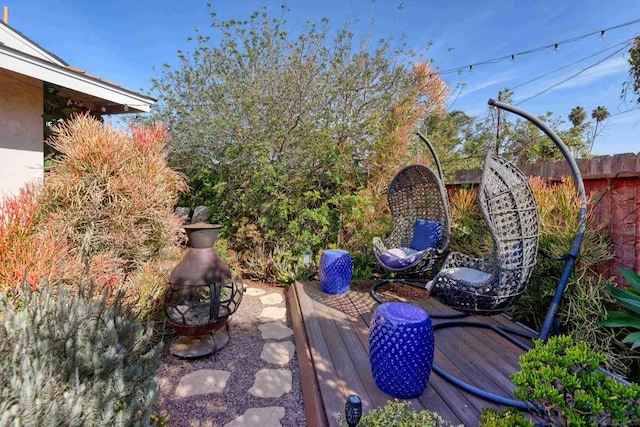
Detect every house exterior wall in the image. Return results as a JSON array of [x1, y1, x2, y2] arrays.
[[0, 69, 43, 199]]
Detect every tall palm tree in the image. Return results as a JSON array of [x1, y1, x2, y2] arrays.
[[590, 106, 610, 152], [568, 106, 586, 127]]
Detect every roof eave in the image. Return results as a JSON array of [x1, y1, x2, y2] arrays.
[[1, 45, 155, 113]]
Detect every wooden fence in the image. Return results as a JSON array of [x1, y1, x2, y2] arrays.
[[449, 153, 640, 284]]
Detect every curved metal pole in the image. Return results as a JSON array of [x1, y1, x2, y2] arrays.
[[431, 364, 539, 412], [416, 131, 445, 183], [488, 99, 587, 340]]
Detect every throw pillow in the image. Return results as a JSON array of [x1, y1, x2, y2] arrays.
[[410, 219, 443, 251]]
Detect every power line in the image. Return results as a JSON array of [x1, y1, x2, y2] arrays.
[[434, 18, 640, 76], [509, 38, 634, 92], [515, 45, 628, 105]]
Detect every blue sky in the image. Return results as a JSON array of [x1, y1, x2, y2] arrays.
[[6, 0, 640, 155]]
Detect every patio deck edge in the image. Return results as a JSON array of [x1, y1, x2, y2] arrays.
[[288, 281, 329, 427]]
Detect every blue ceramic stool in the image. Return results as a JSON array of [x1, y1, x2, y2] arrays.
[[319, 249, 352, 295], [369, 302, 434, 399]]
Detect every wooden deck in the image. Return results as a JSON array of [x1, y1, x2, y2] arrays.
[[288, 280, 540, 427]]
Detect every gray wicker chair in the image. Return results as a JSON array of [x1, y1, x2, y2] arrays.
[[428, 99, 589, 413], [370, 133, 451, 303], [428, 151, 540, 315]]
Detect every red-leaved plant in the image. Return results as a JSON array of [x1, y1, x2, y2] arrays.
[[0, 184, 74, 291]]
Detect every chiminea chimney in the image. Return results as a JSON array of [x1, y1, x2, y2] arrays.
[[3, 6, 8, 25]]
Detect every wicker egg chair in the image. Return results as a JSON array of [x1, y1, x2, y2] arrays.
[[428, 99, 591, 412], [370, 132, 451, 303], [427, 151, 540, 315]]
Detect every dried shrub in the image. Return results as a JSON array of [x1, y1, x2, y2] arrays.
[[39, 115, 187, 288]]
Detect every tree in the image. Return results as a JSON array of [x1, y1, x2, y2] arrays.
[[151, 4, 448, 274], [568, 106, 586, 127], [623, 37, 640, 104], [590, 105, 610, 151]]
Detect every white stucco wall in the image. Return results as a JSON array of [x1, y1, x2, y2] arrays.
[[0, 69, 43, 199]]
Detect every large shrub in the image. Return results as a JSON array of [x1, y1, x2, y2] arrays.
[[340, 399, 460, 427], [152, 5, 449, 281], [512, 335, 640, 426], [38, 115, 187, 288], [0, 282, 162, 426]]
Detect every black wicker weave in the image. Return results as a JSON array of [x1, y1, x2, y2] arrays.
[[429, 152, 540, 315], [372, 164, 451, 275]]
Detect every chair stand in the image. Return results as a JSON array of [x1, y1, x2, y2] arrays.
[[370, 279, 468, 319], [427, 99, 589, 415], [431, 320, 542, 412]]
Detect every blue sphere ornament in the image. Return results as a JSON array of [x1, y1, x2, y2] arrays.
[[319, 249, 352, 295], [369, 302, 434, 399]]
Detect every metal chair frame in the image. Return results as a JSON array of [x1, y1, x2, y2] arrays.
[[430, 99, 588, 411]]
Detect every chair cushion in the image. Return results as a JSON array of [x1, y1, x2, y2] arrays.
[[379, 247, 424, 268], [410, 219, 443, 251], [440, 267, 492, 284]]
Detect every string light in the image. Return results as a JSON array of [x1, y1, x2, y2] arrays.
[[600, 30, 606, 41], [553, 43, 560, 53], [435, 17, 640, 76], [469, 65, 473, 74]]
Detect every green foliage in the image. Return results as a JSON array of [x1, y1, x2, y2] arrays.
[[478, 408, 534, 427], [152, 4, 446, 279], [351, 247, 377, 280], [622, 37, 640, 104], [426, 89, 592, 176], [43, 83, 101, 168], [506, 178, 625, 368], [448, 188, 492, 257], [511, 335, 640, 426], [340, 399, 460, 427], [600, 267, 640, 350], [0, 281, 162, 426]]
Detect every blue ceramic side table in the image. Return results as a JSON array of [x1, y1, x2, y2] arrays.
[[319, 249, 352, 295], [368, 302, 434, 399]]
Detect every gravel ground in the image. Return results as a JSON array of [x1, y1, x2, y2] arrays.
[[154, 280, 307, 427]]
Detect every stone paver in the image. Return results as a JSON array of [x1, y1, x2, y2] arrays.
[[223, 407, 285, 427], [258, 322, 294, 340], [260, 341, 295, 365], [258, 306, 287, 322], [244, 287, 266, 297], [259, 293, 283, 305], [175, 369, 230, 398], [248, 369, 292, 398], [170, 285, 298, 423]]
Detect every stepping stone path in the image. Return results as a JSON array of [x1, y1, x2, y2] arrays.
[[165, 285, 297, 427]]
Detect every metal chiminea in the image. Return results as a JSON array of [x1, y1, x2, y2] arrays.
[[164, 222, 243, 358]]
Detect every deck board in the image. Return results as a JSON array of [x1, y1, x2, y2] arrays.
[[289, 280, 541, 426]]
